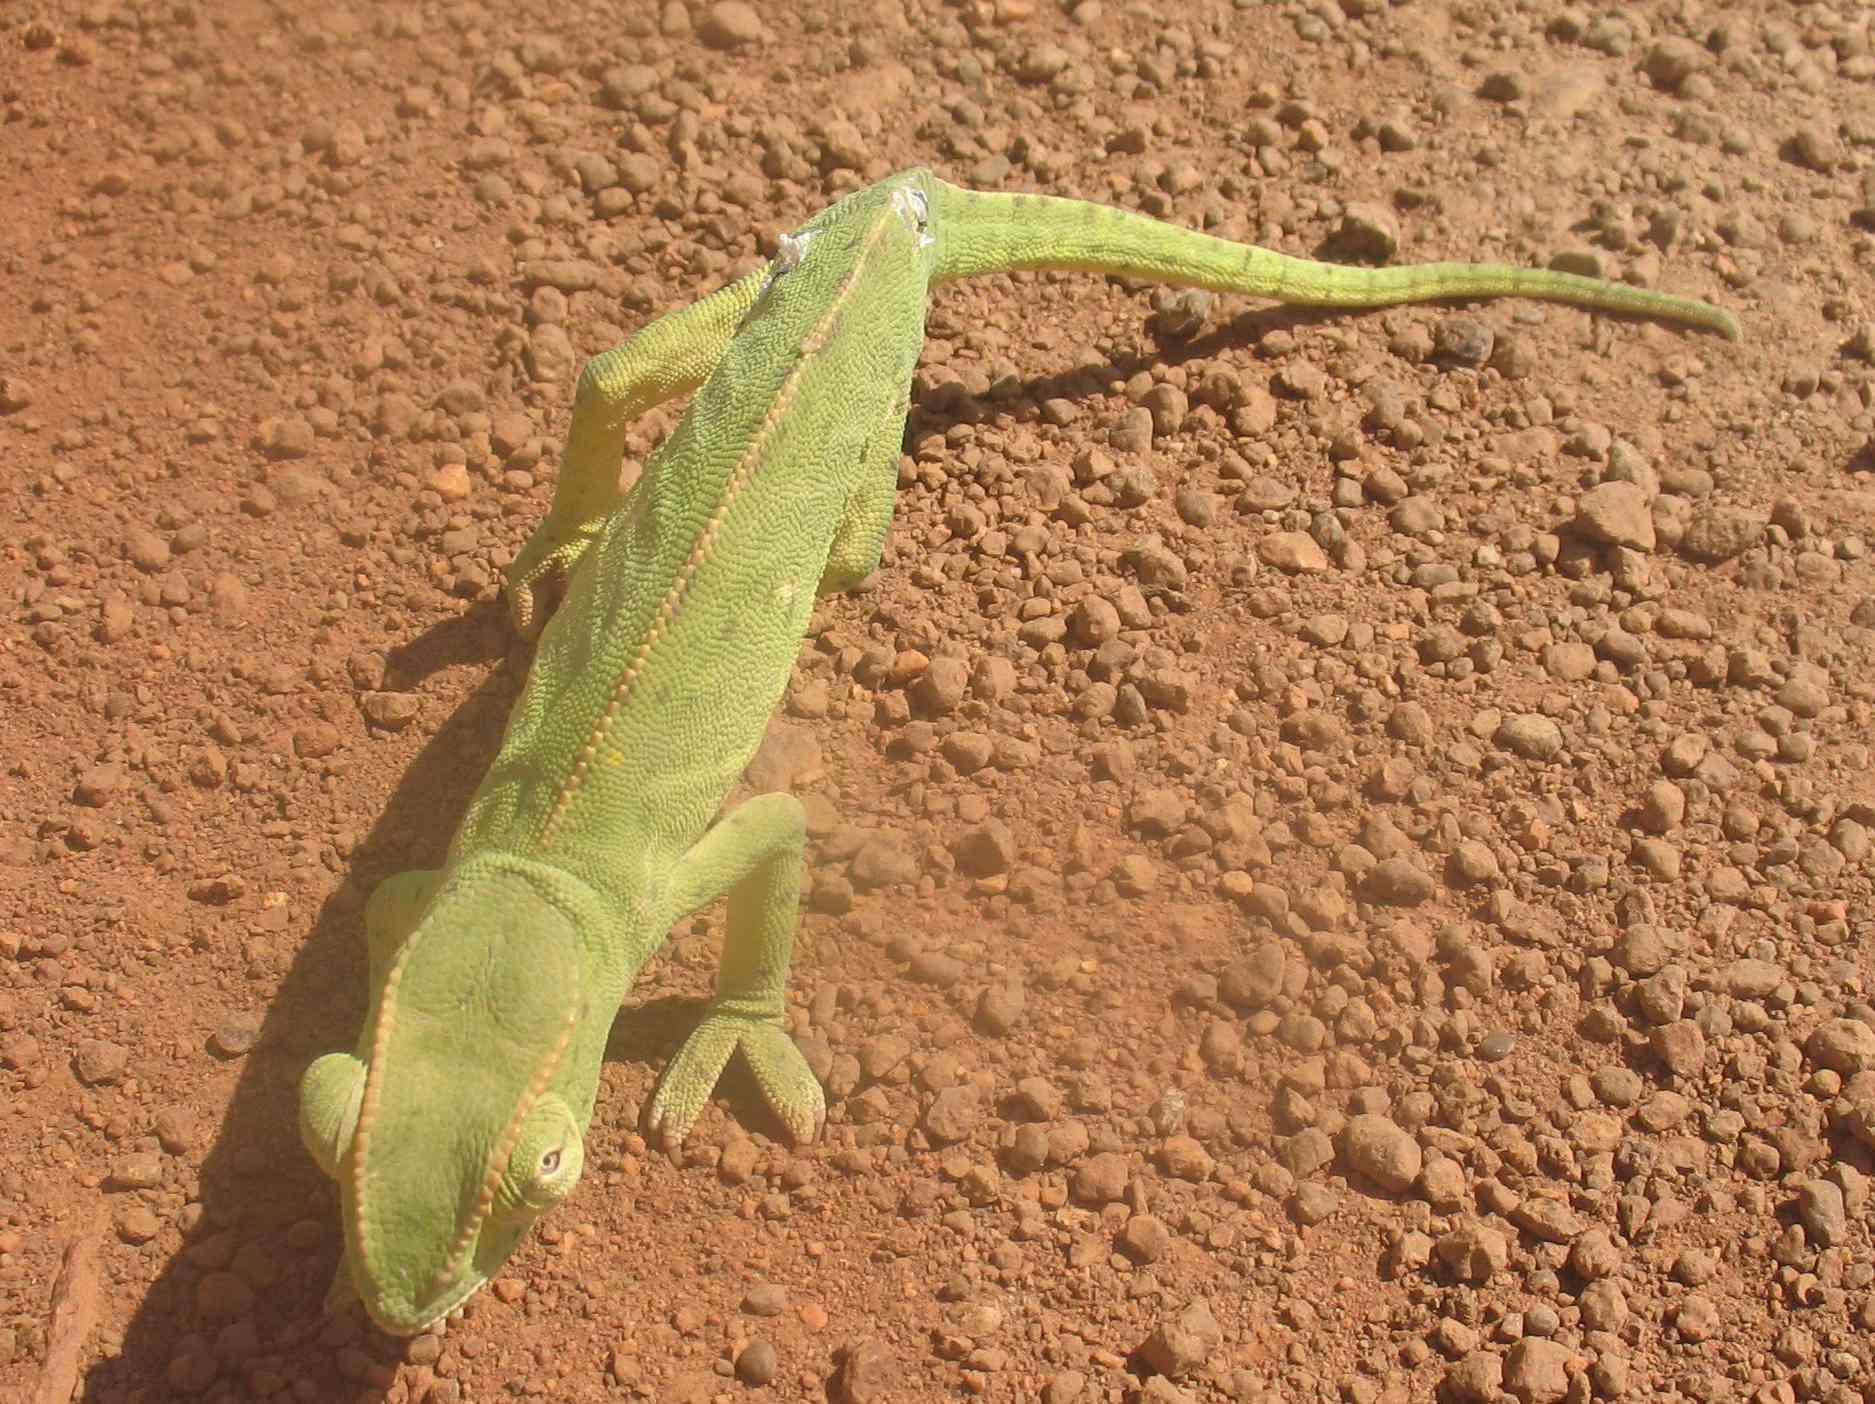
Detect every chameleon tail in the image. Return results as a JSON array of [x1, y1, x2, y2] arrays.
[[925, 178, 1739, 341]]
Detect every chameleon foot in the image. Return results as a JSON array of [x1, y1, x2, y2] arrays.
[[502, 519, 603, 639], [647, 1012, 826, 1148]]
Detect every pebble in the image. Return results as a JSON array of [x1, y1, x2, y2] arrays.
[[74, 1038, 129, 1085], [1071, 1152, 1129, 1205], [1807, 1018, 1875, 1075], [1675, 1293, 1720, 1342], [1360, 857, 1435, 906], [741, 1282, 788, 1316], [1503, 1338, 1571, 1403], [1446, 1351, 1503, 1404], [1437, 1223, 1510, 1283], [830, 1339, 898, 1404], [1679, 508, 1762, 562], [1794, 1179, 1848, 1247], [1574, 481, 1655, 550], [1138, 1298, 1221, 1379], [1494, 715, 1565, 761], [1341, 1115, 1421, 1193], [734, 1340, 778, 1385], [1258, 531, 1328, 573]]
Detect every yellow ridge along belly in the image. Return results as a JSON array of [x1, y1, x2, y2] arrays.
[[532, 205, 900, 850]]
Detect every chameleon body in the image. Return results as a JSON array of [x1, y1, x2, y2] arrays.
[[298, 168, 1736, 1335]]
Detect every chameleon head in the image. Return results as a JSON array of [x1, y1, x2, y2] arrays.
[[298, 863, 589, 1336]]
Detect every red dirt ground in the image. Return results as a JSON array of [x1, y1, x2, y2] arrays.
[[2, 0, 1873, 1401]]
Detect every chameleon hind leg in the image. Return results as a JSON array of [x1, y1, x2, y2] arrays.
[[817, 409, 908, 596], [645, 792, 825, 1147], [504, 267, 768, 638]]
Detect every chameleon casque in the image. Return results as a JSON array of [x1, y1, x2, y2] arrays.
[[297, 167, 1737, 1334]]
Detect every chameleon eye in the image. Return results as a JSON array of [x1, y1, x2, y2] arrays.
[[497, 1095, 584, 1215]]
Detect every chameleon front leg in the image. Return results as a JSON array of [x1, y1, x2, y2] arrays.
[[302, 866, 443, 1180], [645, 792, 826, 1147], [362, 867, 443, 994], [505, 266, 769, 638]]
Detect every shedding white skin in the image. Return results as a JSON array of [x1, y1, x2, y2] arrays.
[[891, 185, 934, 248], [760, 228, 819, 297]]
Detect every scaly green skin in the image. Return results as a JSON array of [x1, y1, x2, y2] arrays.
[[297, 168, 1737, 1336]]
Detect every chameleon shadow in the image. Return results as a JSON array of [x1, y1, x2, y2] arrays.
[[82, 597, 525, 1399]]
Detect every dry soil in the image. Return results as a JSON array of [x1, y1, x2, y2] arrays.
[[2, 0, 1874, 1402]]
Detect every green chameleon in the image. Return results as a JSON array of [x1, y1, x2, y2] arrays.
[[297, 167, 1737, 1335]]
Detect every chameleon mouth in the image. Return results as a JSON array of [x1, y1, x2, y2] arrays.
[[368, 1276, 475, 1338]]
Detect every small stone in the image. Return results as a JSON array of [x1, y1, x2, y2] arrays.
[[1292, 1182, 1340, 1225], [953, 819, 1016, 877], [1071, 1152, 1129, 1205], [1446, 1351, 1504, 1404], [1159, 1136, 1214, 1182], [735, 1340, 778, 1385], [1504, 1338, 1572, 1404], [1679, 507, 1760, 562], [260, 416, 315, 460], [123, 527, 172, 572], [849, 834, 918, 888], [1437, 1222, 1510, 1283], [73, 763, 127, 807], [195, 1270, 255, 1320], [1043, 1371, 1086, 1404], [1341, 1114, 1421, 1193], [293, 723, 342, 759], [1579, 1279, 1627, 1332], [1795, 1179, 1848, 1248], [117, 1205, 162, 1244], [1360, 857, 1435, 906], [1574, 481, 1655, 550], [1643, 36, 1706, 88], [1806, 1018, 1875, 1075], [1674, 1292, 1719, 1342], [209, 1017, 260, 1059], [1258, 531, 1328, 573], [975, 981, 1025, 1036], [361, 691, 421, 730], [830, 1338, 898, 1404], [74, 1038, 129, 1085], [1139, 1298, 1221, 1379], [208, 573, 249, 622], [1568, 1228, 1620, 1280], [431, 463, 472, 500], [922, 1086, 980, 1144], [1495, 715, 1565, 761], [1120, 1213, 1171, 1262], [1509, 1196, 1582, 1242], [107, 1152, 163, 1191], [0, 376, 35, 413], [1218, 943, 1286, 1008], [696, 1, 764, 48]]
